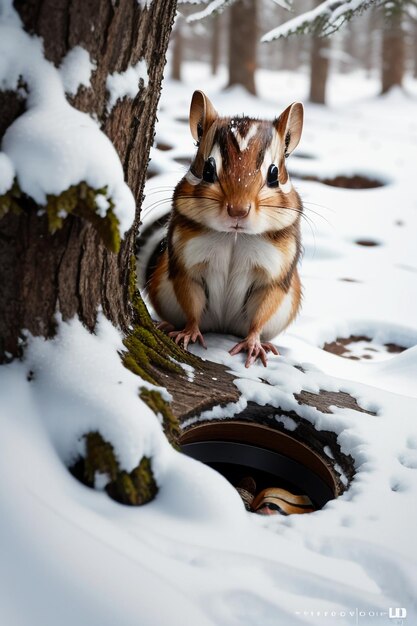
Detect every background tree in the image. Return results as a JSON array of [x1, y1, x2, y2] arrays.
[[211, 13, 221, 75], [228, 0, 258, 94], [171, 17, 184, 81], [381, 3, 406, 93], [309, 0, 331, 104]]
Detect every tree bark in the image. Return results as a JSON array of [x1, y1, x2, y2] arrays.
[[0, 0, 176, 358], [381, 7, 405, 94], [309, 33, 330, 105], [227, 0, 257, 95]]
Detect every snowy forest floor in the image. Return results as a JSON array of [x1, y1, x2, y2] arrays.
[[2, 64, 417, 626]]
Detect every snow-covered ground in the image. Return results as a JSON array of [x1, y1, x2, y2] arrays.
[[2, 61, 417, 625]]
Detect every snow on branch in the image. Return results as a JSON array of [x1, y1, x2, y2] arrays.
[[187, 0, 237, 23], [262, 0, 381, 41], [270, 0, 292, 9]]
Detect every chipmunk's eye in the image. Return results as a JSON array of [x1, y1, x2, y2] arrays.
[[202, 157, 217, 183], [267, 164, 279, 188]]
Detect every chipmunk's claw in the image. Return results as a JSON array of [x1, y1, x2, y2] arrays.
[[229, 337, 279, 368], [168, 325, 207, 350]]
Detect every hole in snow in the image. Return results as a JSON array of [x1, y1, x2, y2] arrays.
[[292, 151, 316, 160], [156, 142, 173, 151], [174, 156, 192, 167], [146, 168, 158, 180], [355, 239, 380, 247], [294, 174, 385, 189], [180, 420, 344, 515], [323, 335, 407, 361]]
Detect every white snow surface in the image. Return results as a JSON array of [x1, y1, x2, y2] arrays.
[[0, 151, 14, 194], [59, 46, 96, 96], [2, 60, 417, 624], [0, 3, 135, 235], [106, 59, 149, 112]]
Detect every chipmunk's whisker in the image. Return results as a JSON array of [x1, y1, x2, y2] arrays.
[[144, 186, 176, 195]]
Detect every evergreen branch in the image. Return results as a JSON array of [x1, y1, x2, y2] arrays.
[[187, 0, 238, 23], [261, 0, 382, 41]]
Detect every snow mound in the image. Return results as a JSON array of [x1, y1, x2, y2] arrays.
[[0, 5, 135, 235]]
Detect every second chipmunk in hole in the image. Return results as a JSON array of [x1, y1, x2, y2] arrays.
[[138, 91, 304, 368]]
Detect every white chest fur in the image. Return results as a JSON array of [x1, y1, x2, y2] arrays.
[[182, 231, 286, 333]]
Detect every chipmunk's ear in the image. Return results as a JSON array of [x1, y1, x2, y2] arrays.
[[189, 90, 218, 142], [274, 102, 304, 156]]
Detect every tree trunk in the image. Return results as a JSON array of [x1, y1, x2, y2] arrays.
[[0, 0, 176, 359], [309, 34, 330, 104], [211, 14, 221, 76], [227, 0, 257, 95], [171, 19, 183, 81], [0, 0, 241, 430], [381, 7, 405, 94]]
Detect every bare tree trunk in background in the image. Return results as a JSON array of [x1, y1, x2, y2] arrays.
[[228, 0, 257, 95], [381, 7, 405, 94], [309, 33, 330, 104], [211, 14, 221, 76], [0, 0, 178, 358], [171, 19, 183, 81]]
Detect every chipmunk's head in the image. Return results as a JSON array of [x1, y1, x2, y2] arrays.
[[174, 90, 304, 235]]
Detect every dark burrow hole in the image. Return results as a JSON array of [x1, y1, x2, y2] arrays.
[[180, 421, 343, 516], [293, 174, 385, 189]]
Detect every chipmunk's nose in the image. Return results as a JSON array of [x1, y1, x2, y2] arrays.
[[227, 203, 251, 219]]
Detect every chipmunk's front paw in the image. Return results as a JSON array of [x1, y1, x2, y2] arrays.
[[168, 324, 207, 351], [229, 335, 279, 368]]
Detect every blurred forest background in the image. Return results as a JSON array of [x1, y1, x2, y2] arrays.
[[167, 0, 415, 103]]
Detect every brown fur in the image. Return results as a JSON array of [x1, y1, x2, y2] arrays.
[[144, 91, 305, 364]]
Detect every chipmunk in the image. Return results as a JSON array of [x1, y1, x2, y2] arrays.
[[137, 91, 303, 367]]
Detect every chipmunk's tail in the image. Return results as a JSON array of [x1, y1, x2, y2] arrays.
[[135, 210, 170, 292]]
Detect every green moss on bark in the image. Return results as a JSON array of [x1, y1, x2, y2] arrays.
[[0, 180, 121, 252], [71, 431, 158, 506], [140, 387, 181, 447], [124, 280, 200, 385], [84, 431, 119, 485], [0, 182, 22, 219], [122, 260, 199, 445]]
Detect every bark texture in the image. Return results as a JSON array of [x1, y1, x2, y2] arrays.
[[0, 0, 177, 358], [227, 0, 257, 95]]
